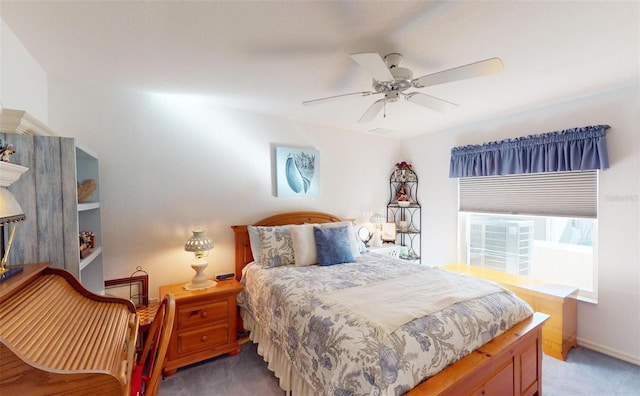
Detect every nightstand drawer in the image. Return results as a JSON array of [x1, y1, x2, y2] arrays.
[[177, 324, 229, 354], [177, 300, 228, 329]]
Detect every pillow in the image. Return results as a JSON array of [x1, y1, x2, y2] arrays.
[[257, 226, 295, 268], [289, 224, 317, 266], [247, 226, 262, 262], [313, 225, 354, 266], [320, 221, 361, 258]]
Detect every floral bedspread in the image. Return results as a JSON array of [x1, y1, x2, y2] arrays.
[[238, 253, 533, 396]]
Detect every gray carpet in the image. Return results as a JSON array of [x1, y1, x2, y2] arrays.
[[158, 343, 640, 395], [542, 347, 640, 395], [158, 342, 283, 396]]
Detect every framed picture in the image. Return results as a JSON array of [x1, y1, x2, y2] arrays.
[[104, 274, 149, 308], [381, 222, 397, 242], [275, 146, 319, 197]]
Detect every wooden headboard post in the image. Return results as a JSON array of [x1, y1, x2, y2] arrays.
[[230, 225, 252, 282], [230, 211, 344, 282]]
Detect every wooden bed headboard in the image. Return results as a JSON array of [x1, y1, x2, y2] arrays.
[[230, 211, 343, 281]]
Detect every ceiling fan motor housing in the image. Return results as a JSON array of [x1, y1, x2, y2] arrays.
[[383, 53, 403, 68], [373, 53, 413, 93]]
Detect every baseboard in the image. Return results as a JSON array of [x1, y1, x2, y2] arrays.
[[577, 337, 640, 366]]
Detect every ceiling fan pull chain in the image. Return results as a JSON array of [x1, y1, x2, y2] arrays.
[[384, 99, 387, 118]]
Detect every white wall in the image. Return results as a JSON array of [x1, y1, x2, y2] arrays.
[[3, 16, 639, 365], [45, 78, 401, 298], [0, 19, 47, 121], [403, 86, 640, 364]]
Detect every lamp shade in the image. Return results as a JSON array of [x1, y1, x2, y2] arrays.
[[184, 230, 213, 253], [0, 161, 28, 224], [369, 213, 386, 225], [0, 187, 25, 225]]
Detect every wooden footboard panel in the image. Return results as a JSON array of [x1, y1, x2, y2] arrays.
[[408, 312, 549, 396]]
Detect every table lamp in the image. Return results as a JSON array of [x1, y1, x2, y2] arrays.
[[369, 212, 385, 248], [183, 229, 216, 290], [0, 162, 28, 282]]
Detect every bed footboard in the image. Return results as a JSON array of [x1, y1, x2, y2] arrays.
[[408, 312, 549, 396]]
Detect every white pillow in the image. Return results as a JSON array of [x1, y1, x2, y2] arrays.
[[247, 225, 262, 262], [319, 221, 361, 258], [289, 224, 317, 266]]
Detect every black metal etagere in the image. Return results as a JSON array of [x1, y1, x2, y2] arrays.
[[387, 167, 421, 262]]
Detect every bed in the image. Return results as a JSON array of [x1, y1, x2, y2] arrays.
[[232, 211, 548, 396]]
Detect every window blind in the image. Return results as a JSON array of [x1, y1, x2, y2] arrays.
[[458, 170, 598, 218]]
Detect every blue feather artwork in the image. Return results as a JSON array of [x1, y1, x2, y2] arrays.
[[276, 147, 319, 197]]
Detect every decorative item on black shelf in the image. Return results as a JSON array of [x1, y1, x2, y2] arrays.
[[393, 161, 417, 182], [79, 231, 95, 258], [396, 183, 410, 204]]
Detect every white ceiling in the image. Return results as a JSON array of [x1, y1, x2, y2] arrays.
[[1, 1, 638, 138]]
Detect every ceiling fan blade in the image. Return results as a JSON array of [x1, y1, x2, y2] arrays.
[[405, 92, 458, 113], [302, 91, 376, 106], [358, 99, 385, 123], [350, 53, 394, 82], [412, 57, 504, 88]]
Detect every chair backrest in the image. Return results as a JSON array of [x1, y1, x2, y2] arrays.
[[132, 293, 176, 396]]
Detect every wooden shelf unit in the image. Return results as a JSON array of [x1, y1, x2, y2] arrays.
[[1, 110, 104, 294]]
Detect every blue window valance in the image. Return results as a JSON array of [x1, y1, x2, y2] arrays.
[[449, 125, 610, 178]]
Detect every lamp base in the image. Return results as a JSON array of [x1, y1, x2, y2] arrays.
[[183, 258, 217, 291], [183, 279, 217, 291], [0, 266, 23, 284], [370, 231, 383, 248]]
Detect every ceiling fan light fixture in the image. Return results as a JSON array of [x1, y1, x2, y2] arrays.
[[384, 91, 400, 103]]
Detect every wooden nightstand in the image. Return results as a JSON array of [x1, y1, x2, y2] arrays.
[[160, 279, 242, 376]]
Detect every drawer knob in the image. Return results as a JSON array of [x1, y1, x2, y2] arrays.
[[201, 335, 208, 342], [201, 311, 208, 318]]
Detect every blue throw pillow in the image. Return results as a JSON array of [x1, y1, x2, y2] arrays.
[[313, 225, 354, 266]]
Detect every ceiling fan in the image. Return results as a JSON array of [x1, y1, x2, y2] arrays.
[[302, 53, 504, 123]]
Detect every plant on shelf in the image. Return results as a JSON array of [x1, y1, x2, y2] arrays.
[[393, 161, 416, 183]]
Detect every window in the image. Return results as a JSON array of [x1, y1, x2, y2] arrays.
[[458, 213, 597, 301], [457, 170, 599, 302]]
